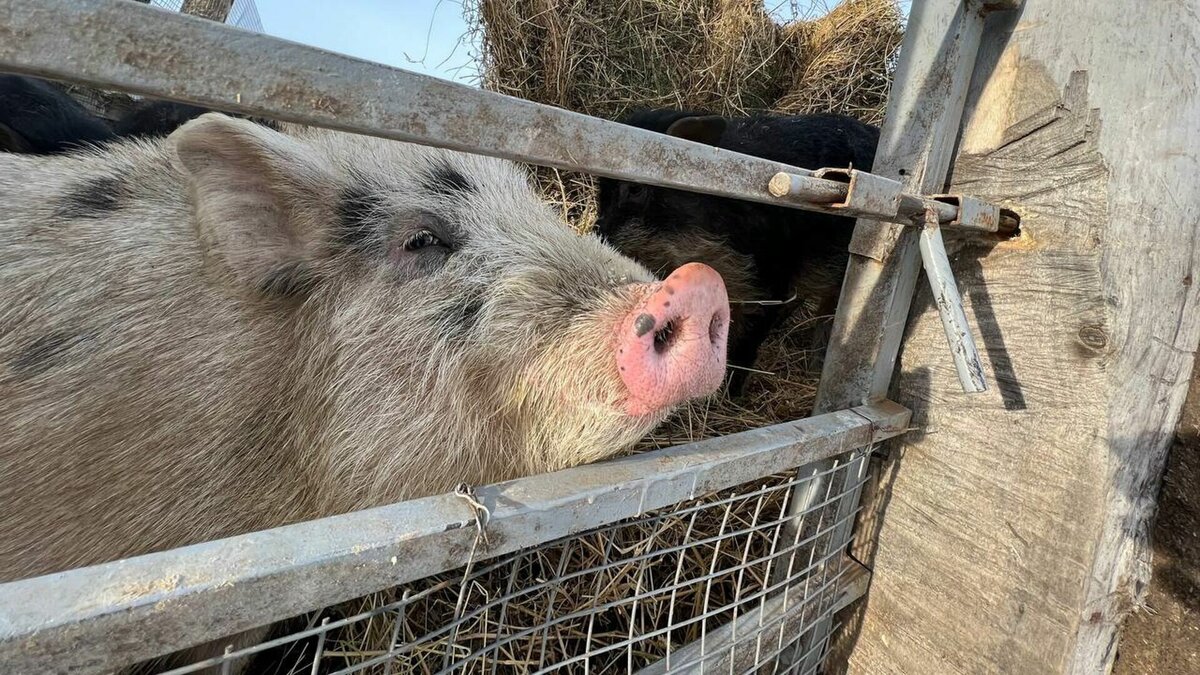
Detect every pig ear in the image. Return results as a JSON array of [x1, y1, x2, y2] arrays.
[[171, 113, 330, 300], [664, 115, 727, 146]]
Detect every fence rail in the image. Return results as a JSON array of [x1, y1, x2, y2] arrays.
[[0, 403, 909, 673], [0, 0, 1015, 233]]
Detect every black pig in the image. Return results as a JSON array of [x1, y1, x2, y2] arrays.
[[1, 74, 279, 155], [0, 75, 117, 154], [113, 98, 282, 139], [595, 108, 880, 395]]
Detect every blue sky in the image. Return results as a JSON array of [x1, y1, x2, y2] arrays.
[[252, 1, 911, 85], [254, 0, 480, 84]]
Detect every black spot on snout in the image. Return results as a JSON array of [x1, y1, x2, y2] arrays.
[[634, 313, 656, 337], [57, 176, 126, 219], [336, 182, 384, 254], [9, 331, 88, 377], [259, 261, 316, 300], [422, 163, 474, 197]]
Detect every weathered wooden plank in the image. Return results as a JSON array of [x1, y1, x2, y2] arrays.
[[844, 1, 1200, 673]]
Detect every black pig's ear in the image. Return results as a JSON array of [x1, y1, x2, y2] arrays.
[[664, 115, 727, 146], [171, 113, 332, 301]]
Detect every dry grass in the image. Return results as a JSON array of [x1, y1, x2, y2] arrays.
[[468, 0, 903, 233], [309, 469, 834, 673], [257, 2, 902, 672]]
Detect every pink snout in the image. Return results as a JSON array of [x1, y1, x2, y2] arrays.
[[616, 263, 730, 416]]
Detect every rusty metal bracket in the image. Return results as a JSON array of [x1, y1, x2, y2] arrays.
[[768, 170, 1020, 235]]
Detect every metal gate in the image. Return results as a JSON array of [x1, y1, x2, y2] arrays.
[[0, 0, 1020, 672]]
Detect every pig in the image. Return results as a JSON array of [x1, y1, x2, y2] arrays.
[[594, 108, 880, 395], [0, 73, 280, 155], [0, 74, 117, 154], [0, 113, 729, 671], [112, 97, 283, 139]]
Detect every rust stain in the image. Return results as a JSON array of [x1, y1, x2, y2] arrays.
[[262, 82, 349, 119], [118, 574, 182, 603]]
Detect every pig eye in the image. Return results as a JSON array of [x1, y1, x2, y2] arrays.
[[402, 229, 446, 252]]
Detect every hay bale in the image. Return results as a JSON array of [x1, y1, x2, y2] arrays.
[[472, 0, 900, 121], [774, 0, 904, 122]]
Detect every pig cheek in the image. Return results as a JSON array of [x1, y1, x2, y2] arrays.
[[525, 349, 609, 410]]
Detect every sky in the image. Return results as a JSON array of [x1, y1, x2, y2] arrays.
[[251, 1, 912, 86], [253, 0, 480, 84]]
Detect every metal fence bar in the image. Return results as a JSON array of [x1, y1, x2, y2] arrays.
[[772, 0, 1016, 671], [0, 0, 1013, 232], [919, 208, 987, 392], [768, 169, 1019, 234], [0, 402, 908, 675], [633, 556, 869, 674], [155, 468, 865, 675]]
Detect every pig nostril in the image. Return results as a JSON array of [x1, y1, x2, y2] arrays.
[[709, 314, 723, 346], [653, 320, 678, 355]]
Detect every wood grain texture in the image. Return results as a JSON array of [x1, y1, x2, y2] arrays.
[[844, 1, 1200, 673]]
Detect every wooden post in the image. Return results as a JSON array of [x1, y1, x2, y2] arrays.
[[840, 0, 1200, 673]]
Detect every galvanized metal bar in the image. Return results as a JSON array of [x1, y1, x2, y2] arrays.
[[809, 168, 905, 221], [0, 0, 1018, 235], [0, 402, 909, 675], [931, 193, 1015, 234], [772, 0, 1011, 671], [634, 557, 870, 675], [0, 0, 818, 211], [919, 208, 988, 393]]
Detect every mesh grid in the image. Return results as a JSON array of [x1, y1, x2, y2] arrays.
[[145, 449, 871, 675], [150, 0, 264, 32]]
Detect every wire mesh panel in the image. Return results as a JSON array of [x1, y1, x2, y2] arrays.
[[140, 452, 871, 675], [150, 0, 265, 32]]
